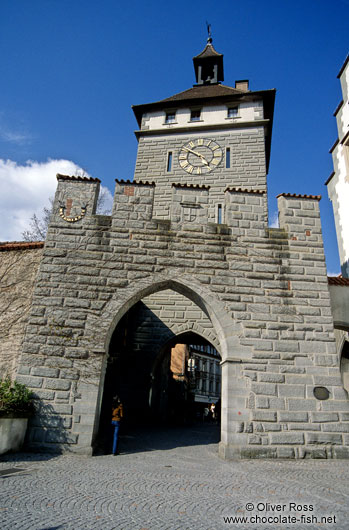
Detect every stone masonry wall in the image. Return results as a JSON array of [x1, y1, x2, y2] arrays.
[[134, 128, 266, 220], [15, 177, 349, 458], [130, 289, 219, 357], [0, 244, 43, 379]]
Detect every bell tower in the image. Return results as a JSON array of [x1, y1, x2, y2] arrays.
[[192, 32, 224, 85], [132, 37, 275, 221]]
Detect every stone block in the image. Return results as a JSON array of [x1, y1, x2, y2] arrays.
[[268, 397, 286, 410], [301, 448, 327, 459], [256, 396, 269, 409], [44, 379, 71, 391], [248, 435, 261, 444], [270, 433, 304, 444], [258, 373, 285, 383], [263, 424, 281, 431], [31, 367, 60, 378], [288, 398, 317, 411], [240, 447, 277, 458], [278, 385, 305, 398], [251, 383, 277, 396], [289, 423, 320, 431], [322, 400, 349, 412], [279, 411, 308, 422], [252, 410, 276, 422], [333, 447, 349, 458], [313, 375, 343, 386], [310, 412, 339, 423], [306, 432, 342, 444], [322, 424, 349, 433], [16, 375, 43, 388], [277, 447, 295, 458], [53, 404, 73, 415], [32, 390, 55, 400]]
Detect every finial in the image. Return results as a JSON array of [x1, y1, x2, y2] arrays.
[[206, 21, 212, 44]]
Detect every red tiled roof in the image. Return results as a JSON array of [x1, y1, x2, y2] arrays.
[[328, 276, 349, 286], [225, 187, 265, 194], [276, 193, 321, 201], [56, 174, 101, 183], [0, 241, 44, 252]]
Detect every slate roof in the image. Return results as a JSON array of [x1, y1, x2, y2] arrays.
[[159, 83, 245, 103], [192, 43, 223, 60]]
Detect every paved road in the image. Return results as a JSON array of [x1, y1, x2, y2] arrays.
[[0, 424, 348, 529]]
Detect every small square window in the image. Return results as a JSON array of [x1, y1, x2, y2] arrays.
[[190, 109, 201, 121], [165, 112, 176, 124], [227, 106, 238, 118]]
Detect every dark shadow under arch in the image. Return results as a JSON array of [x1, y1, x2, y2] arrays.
[[93, 289, 222, 454]]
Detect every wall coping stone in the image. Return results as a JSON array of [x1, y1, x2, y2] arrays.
[[277, 193, 321, 201], [56, 174, 101, 183], [115, 179, 155, 186], [172, 183, 210, 190], [0, 241, 44, 252], [225, 187, 266, 194]]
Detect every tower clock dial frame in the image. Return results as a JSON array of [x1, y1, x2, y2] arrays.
[[178, 138, 223, 174]]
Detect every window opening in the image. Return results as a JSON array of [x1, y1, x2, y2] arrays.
[[217, 204, 223, 224], [226, 147, 231, 168], [167, 152, 172, 172], [227, 106, 238, 118], [165, 111, 176, 124], [190, 109, 201, 121]]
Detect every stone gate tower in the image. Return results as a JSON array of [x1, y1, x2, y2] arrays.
[[16, 38, 349, 458]]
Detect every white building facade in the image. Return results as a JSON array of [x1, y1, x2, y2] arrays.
[[327, 55, 349, 278]]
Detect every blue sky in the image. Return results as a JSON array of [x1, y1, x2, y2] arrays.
[[0, 0, 348, 274]]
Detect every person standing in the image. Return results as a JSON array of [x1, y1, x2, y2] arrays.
[[111, 396, 123, 455]]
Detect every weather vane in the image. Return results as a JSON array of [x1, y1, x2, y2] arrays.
[[206, 21, 212, 44]]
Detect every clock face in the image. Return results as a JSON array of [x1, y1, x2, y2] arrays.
[[179, 138, 223, 174]]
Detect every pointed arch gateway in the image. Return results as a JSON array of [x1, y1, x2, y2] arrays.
[[81, 274, 251, 457]]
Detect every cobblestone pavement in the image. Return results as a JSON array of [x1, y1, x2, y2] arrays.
[[0, 424, 349, 530]]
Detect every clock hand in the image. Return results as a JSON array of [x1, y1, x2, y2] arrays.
[[183, 147, 209, 165]]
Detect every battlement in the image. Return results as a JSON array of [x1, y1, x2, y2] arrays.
[[51, 177, 324, 244]]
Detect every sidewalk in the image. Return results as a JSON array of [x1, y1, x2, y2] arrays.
[[0, 424, 348, 529]]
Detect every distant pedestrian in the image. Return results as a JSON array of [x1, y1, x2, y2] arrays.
[[210, 403, 216, 422], [111, 396, 123, 455]]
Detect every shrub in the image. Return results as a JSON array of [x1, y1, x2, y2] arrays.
[[0, 378, 34, 417]]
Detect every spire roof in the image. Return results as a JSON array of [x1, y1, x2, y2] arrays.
[[192, 42, 223, 60]]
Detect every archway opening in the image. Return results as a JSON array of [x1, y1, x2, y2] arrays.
[[94, 288, 222, 454], [340, 341, 349, 393]]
